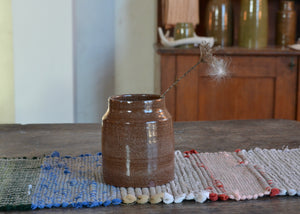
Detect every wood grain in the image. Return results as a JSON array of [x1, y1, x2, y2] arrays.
[[227, 56, 276, 77], [198, 77, 274, 120], [155, 45, 300, 56], [159, 50, 299, 121], [1, 120, 300, 213], [1, 120, 300, 159], [11, 197, 300, 214], [160, 55, 176, 120], [297, 2, 300, 38], [274, 57, 297, 120], [175, 56, 199, 121], [298, 57, 300, 121]]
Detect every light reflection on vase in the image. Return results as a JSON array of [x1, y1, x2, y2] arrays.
[[276, 1, 297, 47], [239, 0, 268, 49], [174, 22, 195, 48], [101, 94, 174, 187], [205, 0, 233, 47]]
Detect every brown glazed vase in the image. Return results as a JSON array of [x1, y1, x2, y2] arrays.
[[101, 94, 175, 187]]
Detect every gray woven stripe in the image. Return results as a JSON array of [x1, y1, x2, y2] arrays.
[[0, 158, 42, 208], [243, 148, 300, 196]]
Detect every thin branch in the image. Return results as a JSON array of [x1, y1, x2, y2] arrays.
[[160, 43, 229, 98], [160, 59, 204, 98]]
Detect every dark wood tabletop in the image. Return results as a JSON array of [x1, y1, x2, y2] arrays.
[[1, 119, 300, 213]]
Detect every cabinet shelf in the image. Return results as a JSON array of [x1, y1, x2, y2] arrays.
[[158, 0, 300, 46], [155, 44, 300, 56]]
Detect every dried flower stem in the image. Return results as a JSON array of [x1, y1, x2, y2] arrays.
[[160, 59, 204, 98], [160, 43, 230, 98]]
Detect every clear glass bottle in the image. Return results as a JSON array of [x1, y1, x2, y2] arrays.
[[174, 22, 194, 48]]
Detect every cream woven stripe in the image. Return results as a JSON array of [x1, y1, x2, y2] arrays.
[[244, 148, 300, 196], [198, 152, 268, 200], [245, 149, 289, 194]]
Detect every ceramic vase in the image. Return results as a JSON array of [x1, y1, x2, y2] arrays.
[[205, 0, 233, 47], [276, 1, 297, 47], [174, 22, 194, 48], [101, 94, 175, 187], [239, 0, 268, 48]]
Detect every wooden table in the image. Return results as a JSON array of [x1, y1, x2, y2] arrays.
[[1, 119, 300, 213]]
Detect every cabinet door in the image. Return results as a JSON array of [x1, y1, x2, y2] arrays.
[[273, 57, 297, 119], [298, 57, 300, 121], [173, 56, 297, 121], [175, 56, 200, 121], [160, 55, 176, 120]]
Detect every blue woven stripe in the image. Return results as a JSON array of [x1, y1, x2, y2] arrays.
[[31, 152, 121, 209]]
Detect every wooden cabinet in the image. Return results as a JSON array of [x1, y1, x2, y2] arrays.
[[298, 57, 300, 121], [157, 47, 300, 121], [157, 0, 300, 121]]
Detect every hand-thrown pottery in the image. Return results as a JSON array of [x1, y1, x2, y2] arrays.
[[276, 1, 297, 47], [101, 94, 174, 187]]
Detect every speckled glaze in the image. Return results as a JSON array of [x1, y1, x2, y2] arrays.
[[276, 1, 297, 46], [101, 94, 174, 187]]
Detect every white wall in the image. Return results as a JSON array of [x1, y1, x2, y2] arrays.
[[0, 0, 15, 123], [12, 0, 74, 123], [11, 0, 157, 123], [115, 0, 157, 94], [74, 0, 115, 123], [74, 0, 157, 122]]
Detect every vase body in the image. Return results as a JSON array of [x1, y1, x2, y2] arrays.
[[239, 0, 268, 48], [174, 22, 194, 48], [205, 0, 233, 47], [276, 1, 297, 46], [101, 94, 175, 187]]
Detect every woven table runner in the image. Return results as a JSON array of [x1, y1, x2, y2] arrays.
[[1, 148, 300, 210], [0, 158, 42, 210]]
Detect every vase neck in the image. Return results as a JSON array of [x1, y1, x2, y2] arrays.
[[108, 94, 165, 110], [280, 1, 295, 11]]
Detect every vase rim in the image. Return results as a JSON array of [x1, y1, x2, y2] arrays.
[[280, 1, 295, 10], [109, 94, 163, 103]]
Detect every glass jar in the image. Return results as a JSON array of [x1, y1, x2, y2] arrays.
[[101, 94, 174, 187], [276, 1, 297, 46], [174, 22, 194, 48], [205, 0, 233, 47], [239, 0, 268, 49]]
